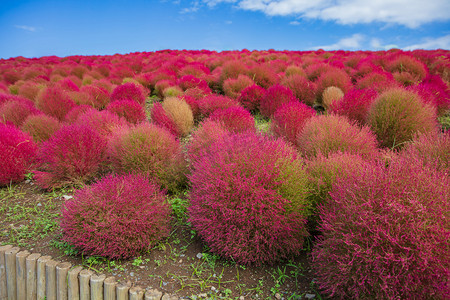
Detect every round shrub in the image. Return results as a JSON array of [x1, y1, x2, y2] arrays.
[[260, 84, 297, 118], [311, 158, 449, 299], [64, 105, 94, 124], [107, 99, 146, 125], [367, 88, 438, 149], [189, 132, 311, 265], [154, 79, 176, 98], [0, 124, 38, 186], [321, 86, 344, 110], [107, 122, 188, 194], [223, 75, 254, 99], [408, 75, 450, 117], [80, 85, 110, 109], [284, 65, 306, 77], [0, 99, 41, 127], [150, 102, 180, 137], [34, 124, 108, 189], [75, 109, 129, 137], [387, 54, 428, 82], [328, 88, 378, 125], [162, 97, 194, 137], [316, 69, 352, 100], [281, 74, 317, 106], [271, 101, 316, 146], [297, 114, 379, 159], [186, 119, 229, 169], [198, 94, 240, 117], [237, 84, 266, 112], [162, 85, 184, 98], [21, 114, 61, 143], [208, 106, 255, 133], [219, 60, 248, 84], [36, 87, 76, 120], [110, 82, 146, 106], [247, 64, 279, 89], [180, 95, 201, 120], [400, 131, 450, 172], [356, 70, 398, 92], [177, 75, 209, 91], [17, 81, 43, 101], [60, 173, 171, 259]]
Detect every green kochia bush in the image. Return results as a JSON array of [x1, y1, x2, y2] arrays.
[[107, 122, 188, 194], [189, 132, 311, 265], [311, 157, 450, 299], [367, 88, 437, 149], [60, 173, 171, 259]]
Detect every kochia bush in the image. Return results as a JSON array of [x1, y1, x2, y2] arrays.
[[189, 132, 311, 265], [271, 101, 316, 146], [222, 75, 254, 99], [0, 99, 41, 127], [0, 124, 38, 186], [198, 94, 240, 117], [107, 99, 146, 125], [110, 82, 147, 106], [367, 88, 438, 149], [34, 124, 108, 189], [36, 87, 76, 120], [208, 106, 255, 133], [260, 84, 297, 118], [281, 74, 317, 106], [162, 97, 194, 137], [107, 122, 188, 194], [311, 158, 450, 299], [21, 114, 61, 143], [328, 88, 378, 125], [297, 114, 379, 159], [237, 85, 266, 112], [60, 173, 171, 259]]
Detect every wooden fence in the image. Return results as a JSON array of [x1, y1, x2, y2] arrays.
[[0, 245, 179, 300]]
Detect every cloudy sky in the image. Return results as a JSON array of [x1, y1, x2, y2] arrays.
[[0, 0, 449, 58]]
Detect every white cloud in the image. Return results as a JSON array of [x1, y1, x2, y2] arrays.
[[311, 33, 365, 50], [15, 25, 37, 32], [290, 20, 300, 25], [180, 1, 201, 13], [403, 35, 450, 50], [204, 0, 450, 28]]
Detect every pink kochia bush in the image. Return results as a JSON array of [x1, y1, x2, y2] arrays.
[[328, 88, 378, 125], [271, 101, 316, 146], [21, 114, 61, 143], [0, 99, 41, 127], [110, 82, 147, 106], [60, 173, 171, 259], [0, 124, 38, 186], [198, 94, 240, 117], [189, 132, 311, 265], [208, 106, 255, 133], [34, 124, 108, 189], [260, 84, 297, 118], [107, 99, 146, 125], [36, 87, 76, 120], [311, 157, 450, 299], [107, 122, 188, 194], [237, 84, 266, 112], [297, 114, 379, 159]]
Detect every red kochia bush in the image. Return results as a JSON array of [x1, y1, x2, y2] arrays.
[[208, 106, 255, 133], [150, 102, 180, 137], [198, 94, 240, 117], [75, 109, 129, 137], [237, 84, 266, 112], [110, 82, 146, 106], [34, 124, 108, 189], [21, 114, 61, 143], [222, 75, 254, 99], [260, 84, 297, 118], [271, 101, 316, 146], [311, 158, 449, 299], [297, 114, 379, 159], [189, 132, 311, 265], [328, 88, 378, 125], [80, 85, 110, 109], [36, 87, 76, 120], [316, 69, 352, 100], [107, 99, 146, 125], [61, 173, 171, 259], [0, 99, 41, 127], [0, 124, 38, 186], [107, 122, 188, 194], [281, 74, 317, 106]]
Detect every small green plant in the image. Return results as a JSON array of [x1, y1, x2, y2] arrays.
[[50, 238, 79, 256], [132, 256, 150, 267]]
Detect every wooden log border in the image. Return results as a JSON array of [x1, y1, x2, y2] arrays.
[[0, 245, 178, 300]]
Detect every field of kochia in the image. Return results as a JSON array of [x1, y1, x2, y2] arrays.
[[1, 49, 449, 299]]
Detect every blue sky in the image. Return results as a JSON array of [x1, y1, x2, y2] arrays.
[[1, 0, 449, 59]]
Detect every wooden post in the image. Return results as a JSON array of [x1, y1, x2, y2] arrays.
[[56, 262, 71, 300], [45, 260, 59, 300], [144, 289, 162, 300], [116, 283, 131, 300], [103, 276, 116, 300], [129, 287, 144, 300], [67, 266, 82, 300], [78, 269, 93, 300], [26, 253, 41, 300], [5, 246, 20, 300], [16, 250, 30, 300], [36, 256, 51, 300], [0, 245, 13, 300], [90, 274, 105, 300]]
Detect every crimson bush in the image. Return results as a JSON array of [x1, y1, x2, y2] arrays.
[[311, 157, 449, 299], [189, 132, 311, 265], [110, 82, 146, 106], [34, 124, 108, 189], [328, 88, 378, 125], [21, 114, 61, 143], [0, 124, 38, 186], [36, 87, 76, 120], [208, 106, 255, 133], [107, 99, 146, 125], [237, 85, 266, 112], [60, 173, 171, 259], [260, 84, 297, 118]]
